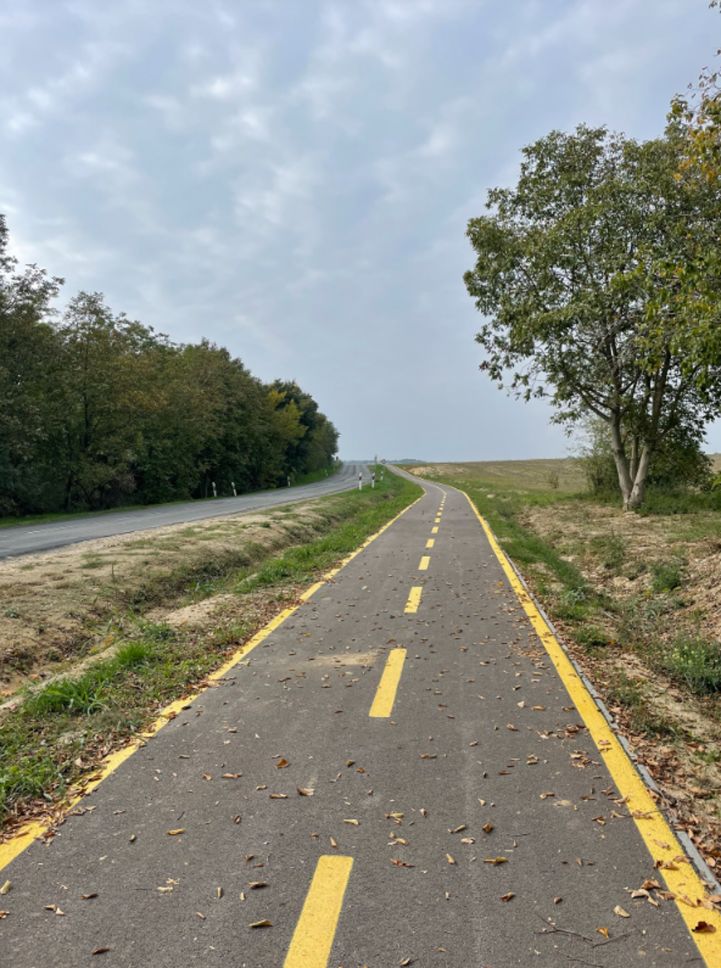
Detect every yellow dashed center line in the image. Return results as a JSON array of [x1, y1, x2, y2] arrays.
[[425, 538, 435, 549], [418, 555, 430, 571], [431, 525, 439, 534], [404, 586, 423, 613], [368, 648, 407, 718], [284, 855, 353, 967]]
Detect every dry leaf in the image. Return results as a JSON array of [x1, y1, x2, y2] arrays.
[[693, 921, 716, 934], [482, 822, 494, 834], [276, 758, 289, 769], [80, 893, 98, 900], [449, 824, 467, 834], [166, 828, 185, 836], [250, 919, 273, 928], [344, 819, 360, 826], [216, 887, 224, 899], [446, 854, 456, 865], [596, 927, 609, 939], [0, 911, 9, 919], [248, 882, 268, 890], [91, 948, 111, 956], [330, 837, 338, 849], [613, 905, 630, 918], [500, 892, 515, 902], [391, 858, 415, 868], [196, 912, 206, 920], [484, 857, 508, 865], [269, 793, 288, 799], [297, 787, 314, 797], [222, 772, 242, 779], [0, 881, 10, 896]]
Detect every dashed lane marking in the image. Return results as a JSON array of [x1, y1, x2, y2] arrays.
[[368, 648, 407, 718], [418, 555, 430, 571], [283, 855, 353, 968], [425, 538, 435, 549], [404, 586, 423, 613]]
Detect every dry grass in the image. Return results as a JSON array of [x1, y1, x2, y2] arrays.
[[0, 503, 339, 696]]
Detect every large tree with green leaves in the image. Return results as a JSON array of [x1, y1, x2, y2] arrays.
[[464, 125, 721, 509]]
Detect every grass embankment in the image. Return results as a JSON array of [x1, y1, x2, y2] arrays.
[[0, 468, 420, 830], [409, 459, 721, 873]]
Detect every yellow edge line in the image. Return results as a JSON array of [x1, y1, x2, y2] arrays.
[[0, 492, 424, 873], [284, 855, 353, 967], [404, 586, 423, 614], [368, 648, 407, 718], [463, 491, 721, 964]]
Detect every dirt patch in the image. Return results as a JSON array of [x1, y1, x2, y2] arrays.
[[0, 503, 334, 696]]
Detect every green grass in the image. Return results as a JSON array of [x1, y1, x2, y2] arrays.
[[0, 469, 421, 826], [662, 637, 721, 696]]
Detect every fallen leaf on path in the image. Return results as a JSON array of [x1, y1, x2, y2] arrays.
[[196, 912, 206, 920], [391, 858, 414, 867], [446, 854, 456, 865], [91, 948, 111, 956], [613, 905, 630, 918], [297, 787, 314, 796], [45, 904, 64, 916], [0, 881, 10, 896], [248, 882, 268, 890], [250, 919, 273, 928], [269, 793, 288, 799], [482, 823, 494, 834], [449, 824, 467, 834], [596, 927, 609, 939], [344, 819, 360, 826], [276, 759, 289, 769], [693, 921, 716, 934], [0, 911, 8, 919], [484, 857, 508, 865], [222, 773, 242, 779], [500, 892, 515, 902], [330, 837, 338, 849], [166, 828, 185, 836], [80, 893, 98, 900]]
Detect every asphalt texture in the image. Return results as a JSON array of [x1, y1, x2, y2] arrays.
[[0, 463, 366, 561], [0, 475, 703, 967]]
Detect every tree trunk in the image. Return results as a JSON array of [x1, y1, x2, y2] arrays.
[[627, 443, 651, 509], [609, 415, 633, 509]]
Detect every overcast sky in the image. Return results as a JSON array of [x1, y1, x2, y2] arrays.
[[2, 0, 719, 459]]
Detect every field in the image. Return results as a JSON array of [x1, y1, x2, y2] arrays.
[[409, 458, 721, 878]]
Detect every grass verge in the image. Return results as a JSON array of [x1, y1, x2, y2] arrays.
[[0, 468, 420, 829]]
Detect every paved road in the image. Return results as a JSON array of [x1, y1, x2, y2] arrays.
[[0, 463, 366, 561], [0, 474, 715, 966]]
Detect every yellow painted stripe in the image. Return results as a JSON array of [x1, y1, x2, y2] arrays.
[[425, 538, 434, 549], [463, 492, 721, 965], [431, 525, 439, 534], [284, 855, 353, 968], [0, 491, 424, 874], [418, 555, 430, 571], [404, 586, 422, 614], [434, 516, 441, 523], [369, 648, 407, 718]]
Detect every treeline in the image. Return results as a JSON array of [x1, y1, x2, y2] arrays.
[[0, 217, 338, 516]]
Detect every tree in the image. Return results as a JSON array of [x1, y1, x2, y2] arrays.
[[464, 125, 721, 509]]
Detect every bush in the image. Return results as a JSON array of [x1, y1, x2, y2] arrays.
[[663, 637, 721, 695]]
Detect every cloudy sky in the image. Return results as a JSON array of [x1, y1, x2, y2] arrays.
[[1, 0, 719, 459]]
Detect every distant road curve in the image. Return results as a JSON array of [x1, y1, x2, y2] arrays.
[[0, 463, 368, 561]]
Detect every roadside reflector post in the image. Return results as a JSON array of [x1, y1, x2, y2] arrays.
[[231, 481, 237, 497], [212, 481, 217, 498]]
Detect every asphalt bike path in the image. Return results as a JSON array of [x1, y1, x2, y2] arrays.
[[0, 463, 366, 561], [0, 475, 716, 966]]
